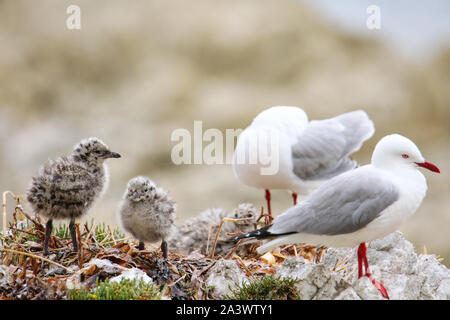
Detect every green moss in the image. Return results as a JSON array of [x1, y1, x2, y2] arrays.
[[226, 275, 301, 300], [92, 222, 125, 246], [52, 223, 70, 238], [49, 221, 124, 247], [68, 278, 162, 300]]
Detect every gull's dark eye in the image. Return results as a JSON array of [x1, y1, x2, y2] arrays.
[[402, 154, 409, 159]]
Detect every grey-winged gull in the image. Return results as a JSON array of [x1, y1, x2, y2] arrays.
[[232, 134, 440, 299], [232, 106, 374, 220]]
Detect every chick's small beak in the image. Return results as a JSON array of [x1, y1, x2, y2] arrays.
[[416, 161, 440, 173], [132, 192, 139, 200], [104, 151, 121, 159]]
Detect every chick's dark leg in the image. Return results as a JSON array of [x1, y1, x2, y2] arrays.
[[161, 240, 168, 259], [69, 219, 78, 253], [43, 219, 53, 256]]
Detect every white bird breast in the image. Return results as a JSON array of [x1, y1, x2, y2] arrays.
[[233, 127, 305, 191]]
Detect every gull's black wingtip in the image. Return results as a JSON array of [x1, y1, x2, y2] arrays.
[[229, 225, 274, 242]]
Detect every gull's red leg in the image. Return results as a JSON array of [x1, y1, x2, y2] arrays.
[[357, 243, 364, 278], [292, 193, 298, 205], [264, 189, 273, 222], [358, 242, 390, 299], [360, 242, 369, 271]]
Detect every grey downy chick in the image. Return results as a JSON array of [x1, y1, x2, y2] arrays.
[[119, 176, 176, 259], [27, 137, 121, 255], [169, 203, 257, 256]]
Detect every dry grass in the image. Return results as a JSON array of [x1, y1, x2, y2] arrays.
[[0, 192, 327, 300]]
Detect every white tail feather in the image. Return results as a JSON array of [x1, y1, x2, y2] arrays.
[[256, 235, 297, 254]]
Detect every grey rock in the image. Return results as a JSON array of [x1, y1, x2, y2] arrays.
[[354, 277, 384, 300], [276, 257, 319, 299], [368, 232, 418, 275], [363, 232, 449, 300], [205, 259, 248, 298], [200, 231, 450, 300], [335, 287, 361, 300], [314, 273, 351, 300], [417, 254, 450, 299], [276, 257, 351, 300], [321, 247, 353, 271], [436, 278, 450, 300]]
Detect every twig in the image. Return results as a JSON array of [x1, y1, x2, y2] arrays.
[[76, 223, 83, 269], [110, 228, 116, 244], [208, 217, 253, 259], [9, 227, 40, 237], [233, 254, 254, 278], [343, 265, 358, 281], [98, 237, 130, 246], [292, 245, 298, 257], [18, 207, 43, 231], [205, 225, 213, 255], [224, 238, 244, 259], [0, 247, 74, 273], [84, 221, 98, 246], [2, 191, 17, 239], [332, 256, 348, 272], [256, 206, 271, 226], [168, 273, 187, 287]]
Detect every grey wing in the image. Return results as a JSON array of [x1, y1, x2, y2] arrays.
[[268, 169, 399, 236], [291, 110, 374, 181]]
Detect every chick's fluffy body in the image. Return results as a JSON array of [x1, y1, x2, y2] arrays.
[[119, 176, 176, 243], [27, 138, 112, 220]]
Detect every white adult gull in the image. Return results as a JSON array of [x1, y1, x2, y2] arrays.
[[233, 106, 374, 220], [232, 134, 440, 299]]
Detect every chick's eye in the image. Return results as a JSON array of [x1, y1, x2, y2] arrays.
[[402, 154, 409, 159]]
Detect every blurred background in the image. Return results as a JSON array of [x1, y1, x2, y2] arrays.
[[0, 0, 449, 264]]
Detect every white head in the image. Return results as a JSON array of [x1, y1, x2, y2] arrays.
[[371, 134, 440, 174], [251, 106, 309, 129]]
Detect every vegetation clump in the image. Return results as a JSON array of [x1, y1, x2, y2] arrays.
[[68, 278, 162, 300], [226, 275, 301, 300]]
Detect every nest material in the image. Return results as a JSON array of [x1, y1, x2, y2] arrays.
[[0, 193, 326, 300]]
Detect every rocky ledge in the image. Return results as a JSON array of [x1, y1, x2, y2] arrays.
[[205, 232, 450, 300]]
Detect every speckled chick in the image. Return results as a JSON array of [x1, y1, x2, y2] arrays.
[[27, 137, 121, 255], [169, 203, 257, 256], [119, 176, 176, 259]]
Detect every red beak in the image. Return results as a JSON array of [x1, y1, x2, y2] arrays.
[[416, 161, 440, 173]]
